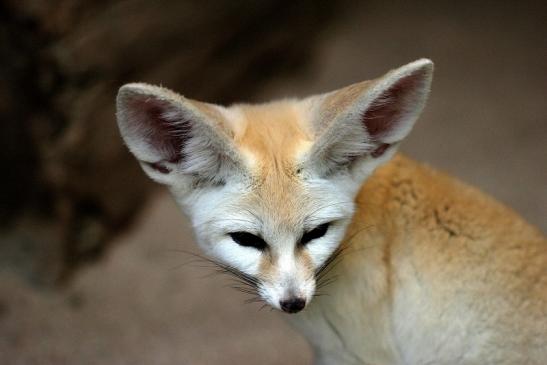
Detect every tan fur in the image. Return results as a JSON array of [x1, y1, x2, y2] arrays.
[[234, 102, 313, 228], [235, 102, 311, 157], [299, 155, 546, 363], [317, 80, 374, 131], [258, 247, 315, 283]]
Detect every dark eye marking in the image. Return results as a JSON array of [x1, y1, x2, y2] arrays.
[[300, 223, 330, 245], [229, 232, 268, 251]]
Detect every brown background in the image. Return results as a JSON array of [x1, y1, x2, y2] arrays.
[[1, 1, 546, 364]]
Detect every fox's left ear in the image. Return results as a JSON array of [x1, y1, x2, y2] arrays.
[[306, 59, 433, 176], [116, 83, 241, 187]]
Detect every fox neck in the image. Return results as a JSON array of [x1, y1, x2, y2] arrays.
[[326, 153, 413, 301]]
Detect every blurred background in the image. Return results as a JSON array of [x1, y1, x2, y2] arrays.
[[0, 1, 545, 364]]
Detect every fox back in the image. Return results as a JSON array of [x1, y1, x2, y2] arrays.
[[116, 59, 546, 364]]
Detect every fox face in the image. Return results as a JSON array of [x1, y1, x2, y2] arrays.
[[116, 59, 433, 312]]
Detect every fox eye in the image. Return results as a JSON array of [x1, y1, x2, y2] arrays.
[[229, 232, 268, 250], [301, 223, 330, 245]]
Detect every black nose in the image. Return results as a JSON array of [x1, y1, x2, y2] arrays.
[[280, 298, 306, 313]]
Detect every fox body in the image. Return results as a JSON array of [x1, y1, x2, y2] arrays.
[[116, 59, 546, 364]]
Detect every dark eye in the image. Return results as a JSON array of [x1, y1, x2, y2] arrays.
[[229, 232, 268, 250], [300, 223, 330, 245]]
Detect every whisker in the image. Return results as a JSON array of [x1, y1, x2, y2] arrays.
[[312, 224, 379, 297], [312, 293, 330, 298], [244, 296, 264, 304], [317, 276, 339, 290], [168, 249, 265, 306]]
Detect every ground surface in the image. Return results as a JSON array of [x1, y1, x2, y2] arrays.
[[1, 2, 545, 364]]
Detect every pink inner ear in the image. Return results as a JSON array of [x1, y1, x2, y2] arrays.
[[128, 97, 189, 165], [361, 71, 423, 140]]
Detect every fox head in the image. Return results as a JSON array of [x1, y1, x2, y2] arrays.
[[116, 59, 433, 313]]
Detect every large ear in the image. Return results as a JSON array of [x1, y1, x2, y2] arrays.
[[116, 83, 239, 185], [306, 59, 433, 176]]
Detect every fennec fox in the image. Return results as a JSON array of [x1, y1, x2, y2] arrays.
[[116, 59, 546, 364]]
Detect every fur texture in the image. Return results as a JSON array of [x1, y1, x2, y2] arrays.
[[116, 59, 546, 364]]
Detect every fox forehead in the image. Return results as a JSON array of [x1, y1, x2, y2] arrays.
[[228, 100, 314, 166], [219, 101, 321, 228]]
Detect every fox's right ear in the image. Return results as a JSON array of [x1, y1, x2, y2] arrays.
[[305, 59, 433, 177], [116, 83, 240, 186]]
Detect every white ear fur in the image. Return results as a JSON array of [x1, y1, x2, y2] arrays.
[[306, 58, 433, 175], [116, 83, 240, 185]]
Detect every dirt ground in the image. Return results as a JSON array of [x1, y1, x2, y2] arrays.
[[1, 2, 545, 365]]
